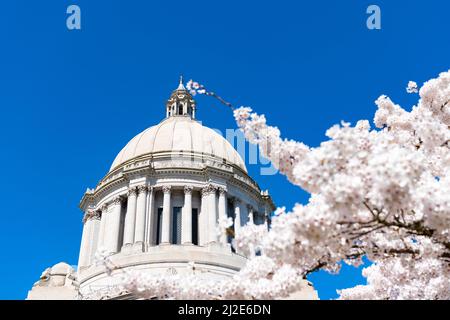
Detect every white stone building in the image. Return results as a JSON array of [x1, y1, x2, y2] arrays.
[[27, 79, 317, 300]]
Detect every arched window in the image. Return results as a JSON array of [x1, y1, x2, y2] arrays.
[[178, 104, 183, 115]]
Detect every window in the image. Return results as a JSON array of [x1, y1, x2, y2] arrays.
[[192, 208, 199, 245], [178, 104, 183, 115], [156, 208, 163, 245], [253, 212, 259, 225], [226, 199, 236, 252], [172, 207, 182, 244]]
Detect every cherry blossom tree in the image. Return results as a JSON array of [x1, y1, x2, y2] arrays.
[[97, 71, 450, 300]]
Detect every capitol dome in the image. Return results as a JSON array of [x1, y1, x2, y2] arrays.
[[110, 116, 247, 173]]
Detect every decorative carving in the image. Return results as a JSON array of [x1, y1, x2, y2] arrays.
[[82, 209, 102, 223], [162, 185, 172, 194], [201, 184, 216, 196], [218, 187, 227, 195], [184, 185, 193, 194], [96, 210, 103, 219], [112, 196, 123, 205], [82, 210, 95, 223], [92, 211, 101, 220], [166, 267, 178, 275], [137, 185, 148, 194], [31, 263, 77, 289], [127, 187, 137, 197], [101, 203, 108, 212]]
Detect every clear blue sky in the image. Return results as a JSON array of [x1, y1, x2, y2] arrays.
[[0, 0, 449, 300]]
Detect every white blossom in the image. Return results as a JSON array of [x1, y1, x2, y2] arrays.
[[407, 81, 419, 94], [117, 71, 450, 300]]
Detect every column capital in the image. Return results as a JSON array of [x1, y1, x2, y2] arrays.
[[201, 184, 217, 196], [112, 196, 123, 205], [137, 185, 148, 194], [82, 210, 92, 224], [100, 203, 108, 212], [184, 185, 193, 194], [218, 187, 227, 195], [161, 185, 172, 244], [127, 187, 138, 197], [162, 185, 172, 194], [82, 209, 101, 223]]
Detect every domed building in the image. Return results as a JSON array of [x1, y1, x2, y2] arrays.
[[27, 79, 317, 300]]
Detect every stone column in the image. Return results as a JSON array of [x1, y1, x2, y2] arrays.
[[203, 184, 218, 244], [122, 188, 137, 248], [78, 209, 94, 269], [264, 205, 272, 230], [234, 199, 242, 235], [97, 205, 108, 249], [105, 196, 123, 254], [200, 186, 209, 245], [161, 185, 172, 244], [134, 185, 148, 251], [182, 185, 193, 244], [218, 188, 228, 245], [247, 205, 254, 225], [88, 212, 101, 263], [264, 205, 270, 230]]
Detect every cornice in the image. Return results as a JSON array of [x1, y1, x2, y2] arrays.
[[79, 153, 271, 211]]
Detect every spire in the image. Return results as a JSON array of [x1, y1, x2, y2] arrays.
[[177, 75, 186, 90]]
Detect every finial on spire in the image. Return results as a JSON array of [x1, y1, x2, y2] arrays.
[[177, 75, 185, 90]]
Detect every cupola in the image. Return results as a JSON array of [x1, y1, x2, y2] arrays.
[[166, 76, 197, 118]]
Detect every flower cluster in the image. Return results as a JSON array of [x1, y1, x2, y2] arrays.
[[232, 71, 450, 299], [406, 81, 419, 94], [186, 80, 206, 96], [115, 71, 450, 300]]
